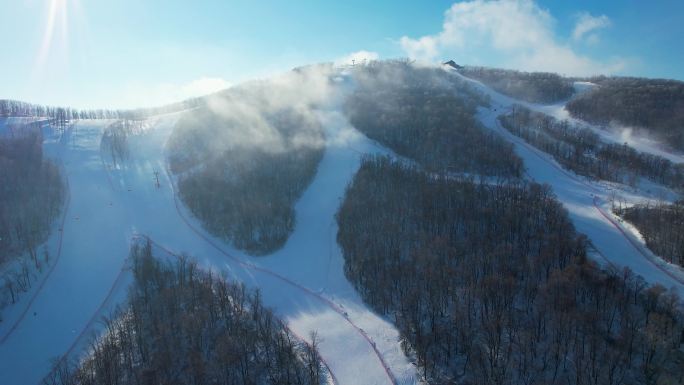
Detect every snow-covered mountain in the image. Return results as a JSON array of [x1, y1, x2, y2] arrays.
[[1, 61, 683, 385]]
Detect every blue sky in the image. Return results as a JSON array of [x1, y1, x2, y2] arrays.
[[1, 0, 682, 109]]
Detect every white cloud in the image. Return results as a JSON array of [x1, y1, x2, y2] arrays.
[[335, 50, 380, 66], [399, 0, 624, 76], [179, 77, 232, 99], [122, 77, 231, 109], [573, 13, 611, 43], [200, 64, 337, 153]]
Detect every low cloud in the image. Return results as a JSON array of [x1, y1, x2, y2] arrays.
[[399, 0, 624, 76], [196, 64, 337, 154], [573, 13, 611, 43], [123, 77, 231, 109], [335, 50, 380, 66], [179, 77, 232, 99]]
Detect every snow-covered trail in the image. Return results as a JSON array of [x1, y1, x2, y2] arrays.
[[0, 127, 73, 345], [0, 103, 416, 384], [452, 70, 684, 293], [113, 109, 416, 385], [0, 121, 134, 385], [531, 94, 684, 165], [453, 71, 684, 165]]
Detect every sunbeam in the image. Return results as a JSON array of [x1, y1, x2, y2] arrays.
[[34, 0, 70, 77]]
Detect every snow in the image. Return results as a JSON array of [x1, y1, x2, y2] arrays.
[[3, 65, 682, 385], [449, 68, 684, 295], [0, 120, 133, 384], [0, 117, 52, 138], [452, 70, 684, 165], [0, 87, 417, 383], [581, 123, 684, 164]]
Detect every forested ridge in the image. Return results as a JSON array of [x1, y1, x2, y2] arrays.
[[0, 131, 65, 311], [345, 61, 522, 177], [458, 66, 575, 104], [616, 201, 684, 268], [500, 105, 684, 190], [566, 76, 684, 151], [168, 93, 324, 255], [0, 97, 203, 124], [337, 156, 684, 384], [45, 241, 325, 385]]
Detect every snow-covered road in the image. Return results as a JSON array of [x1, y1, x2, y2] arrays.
[[0, 103, 417, 384]]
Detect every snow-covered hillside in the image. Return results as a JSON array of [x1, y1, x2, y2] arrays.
[[450, 68, 684, 293], [1, 64, 683, 385], [0, 83, 417, 384], [470, 77, 684, 165]]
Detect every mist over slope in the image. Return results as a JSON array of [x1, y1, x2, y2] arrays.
[[566, 76, 684, 151], [346, 61, 523, 177], [166, 65, 336, 255], [453, 66, 684, 154]]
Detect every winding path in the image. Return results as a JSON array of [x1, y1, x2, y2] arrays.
[[452, 69, 684, 294], [161, 159, 398, 384]]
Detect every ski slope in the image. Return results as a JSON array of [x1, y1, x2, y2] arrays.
[[0, 120, 134, 384], [451, 68, 684, 294], [5, 65, 682, 385], [0, 93, 417, 383], [461, 76, 684, 165]]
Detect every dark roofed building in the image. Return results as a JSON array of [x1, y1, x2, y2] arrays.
[[443, 60, 463, 70]]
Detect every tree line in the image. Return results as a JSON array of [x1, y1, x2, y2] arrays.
[[45, 241, 326, 385], [0, 97, 204, 124], [1, 131, 65, 312], [566, 76, 684, 151], [337, 156, 684, 384], [99, 120, 148, 167], [615, 201, 684, 268], [500, 105, 684, 191], [346, 60, 522, 178], [458, 66, 575, 104]]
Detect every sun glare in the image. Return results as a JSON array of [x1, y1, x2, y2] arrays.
[[34, 0, 71, 75]]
